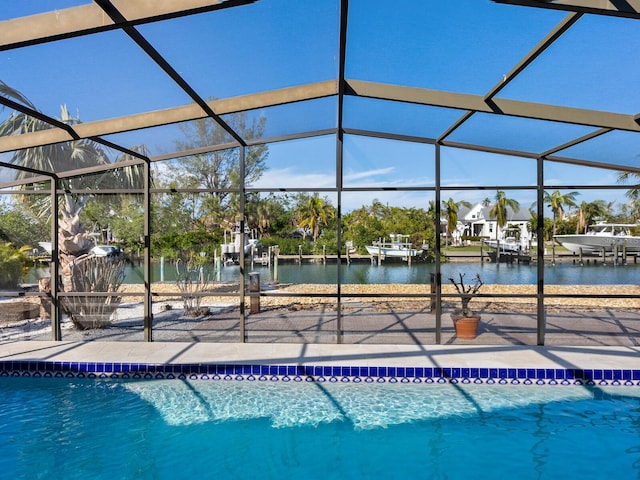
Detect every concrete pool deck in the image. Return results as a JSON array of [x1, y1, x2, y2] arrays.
[[1, 341, 638, 371]]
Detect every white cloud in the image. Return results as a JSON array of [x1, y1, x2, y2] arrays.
[[252, 167, 335, 189], [343, 167, 395, 181]]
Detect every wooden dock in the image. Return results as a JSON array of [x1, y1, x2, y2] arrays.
[[486, 251, 532, 264], [261, 254, 374, 265]]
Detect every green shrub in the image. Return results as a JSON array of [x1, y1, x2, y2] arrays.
[[0, 243, 30, 289], [260, 236, 311, 255]]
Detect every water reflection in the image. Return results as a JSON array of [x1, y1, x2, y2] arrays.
[[24, 260, 639, 286]]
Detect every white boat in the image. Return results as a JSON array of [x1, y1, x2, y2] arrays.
[[483, 237, 524, 253], [365, 234, 426, 259], [38, 242, 121, 257], [554, 223, 640, 254], [38, 241, 52, 254], [221, 223, 260, 264]]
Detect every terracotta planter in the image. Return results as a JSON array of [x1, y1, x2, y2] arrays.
[[452, 315, 481, 340]]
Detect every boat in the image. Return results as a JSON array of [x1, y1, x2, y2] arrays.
[[554, 223, 640, 255], [483, 237, 525, 253], [37, 242, 121, 257], [365, 234, 426, 260], [221, 223, 261, 264]]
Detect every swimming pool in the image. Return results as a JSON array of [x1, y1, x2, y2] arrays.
[[2, 376, 640, 479]]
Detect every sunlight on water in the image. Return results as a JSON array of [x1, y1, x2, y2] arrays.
[[122, 381, 600, 429], [3, 378, 640, 479]]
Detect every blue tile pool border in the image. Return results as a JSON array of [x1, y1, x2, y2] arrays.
[[1, 361, 639, 386]]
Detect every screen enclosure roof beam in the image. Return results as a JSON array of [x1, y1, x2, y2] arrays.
[[492, 0, 640, 19], [0, 0, 256, 51], [0, 81, 338, 154], [346, 80, 640, 133]]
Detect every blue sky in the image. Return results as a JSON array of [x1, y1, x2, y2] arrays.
[[1, 0, 638, 214], [257, 134, 628, 213]]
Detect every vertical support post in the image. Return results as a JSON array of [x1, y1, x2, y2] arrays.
[[434, 143, 442, 344], [249, 272, 260, 314], [215, 250, 221, 281], [336, 130, 344, 345], [536, 157, 545, 346], [239, 146, 247, 343], [334, 0, 348, 344], [274, 248, 279, 283], [143, 160, 152, 342], [430, 273, 437, 312], [50, 179, 61, 341]]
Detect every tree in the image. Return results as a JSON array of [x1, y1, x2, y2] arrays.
[[0, 81, 143, 326], [540, 190, 579, 262], [296, 194, 336, 242], [246, 194, 285, 237], [442, 197, 471, 247], [576, 200, 609, 234], [618, 171, 640, 201], [489, 190, 520, 240], [617, 171, 640, 223], [342, 205, 384, 253], [0, 198, 48, 248], [165, 111, 268, 228]]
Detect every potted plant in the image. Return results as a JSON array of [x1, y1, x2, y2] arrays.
[[448, 273, 484, 339]]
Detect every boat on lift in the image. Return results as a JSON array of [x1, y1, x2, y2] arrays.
[[554, 223, 640, 254], [221, 223, 260, 264], [483, 237, 525, 253], [365, 234, 426, 260]]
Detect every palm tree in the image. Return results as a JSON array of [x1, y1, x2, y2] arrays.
[[489, 190, 520, 262], [576, 200, 609, 234], [367, 199, 387, 220], [442, 197, 471, 247], [297, 194, 335, 242], [618, 171, 640, 200], [0, 81, 145, 327], [542, 190, 579, 262], [254, 201, 273, 236], [489, 190, 520, 241]]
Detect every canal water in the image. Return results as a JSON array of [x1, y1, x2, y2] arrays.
[[24, 260, 639, 286], [125, 260, 638, 285]]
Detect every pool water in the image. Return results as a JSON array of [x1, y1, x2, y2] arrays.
[[2, 378, 640, 479]]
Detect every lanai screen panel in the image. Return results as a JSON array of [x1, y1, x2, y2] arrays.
[[496, 13, 640, 114], [343, 97, 463, 140], [554, 131, 640, 170], [220, 97, 338, 142], [345, 0, 566, 94], [137, 0, 340, 100], [447, 113, 598, 156], [0, 30, 192, 123]]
